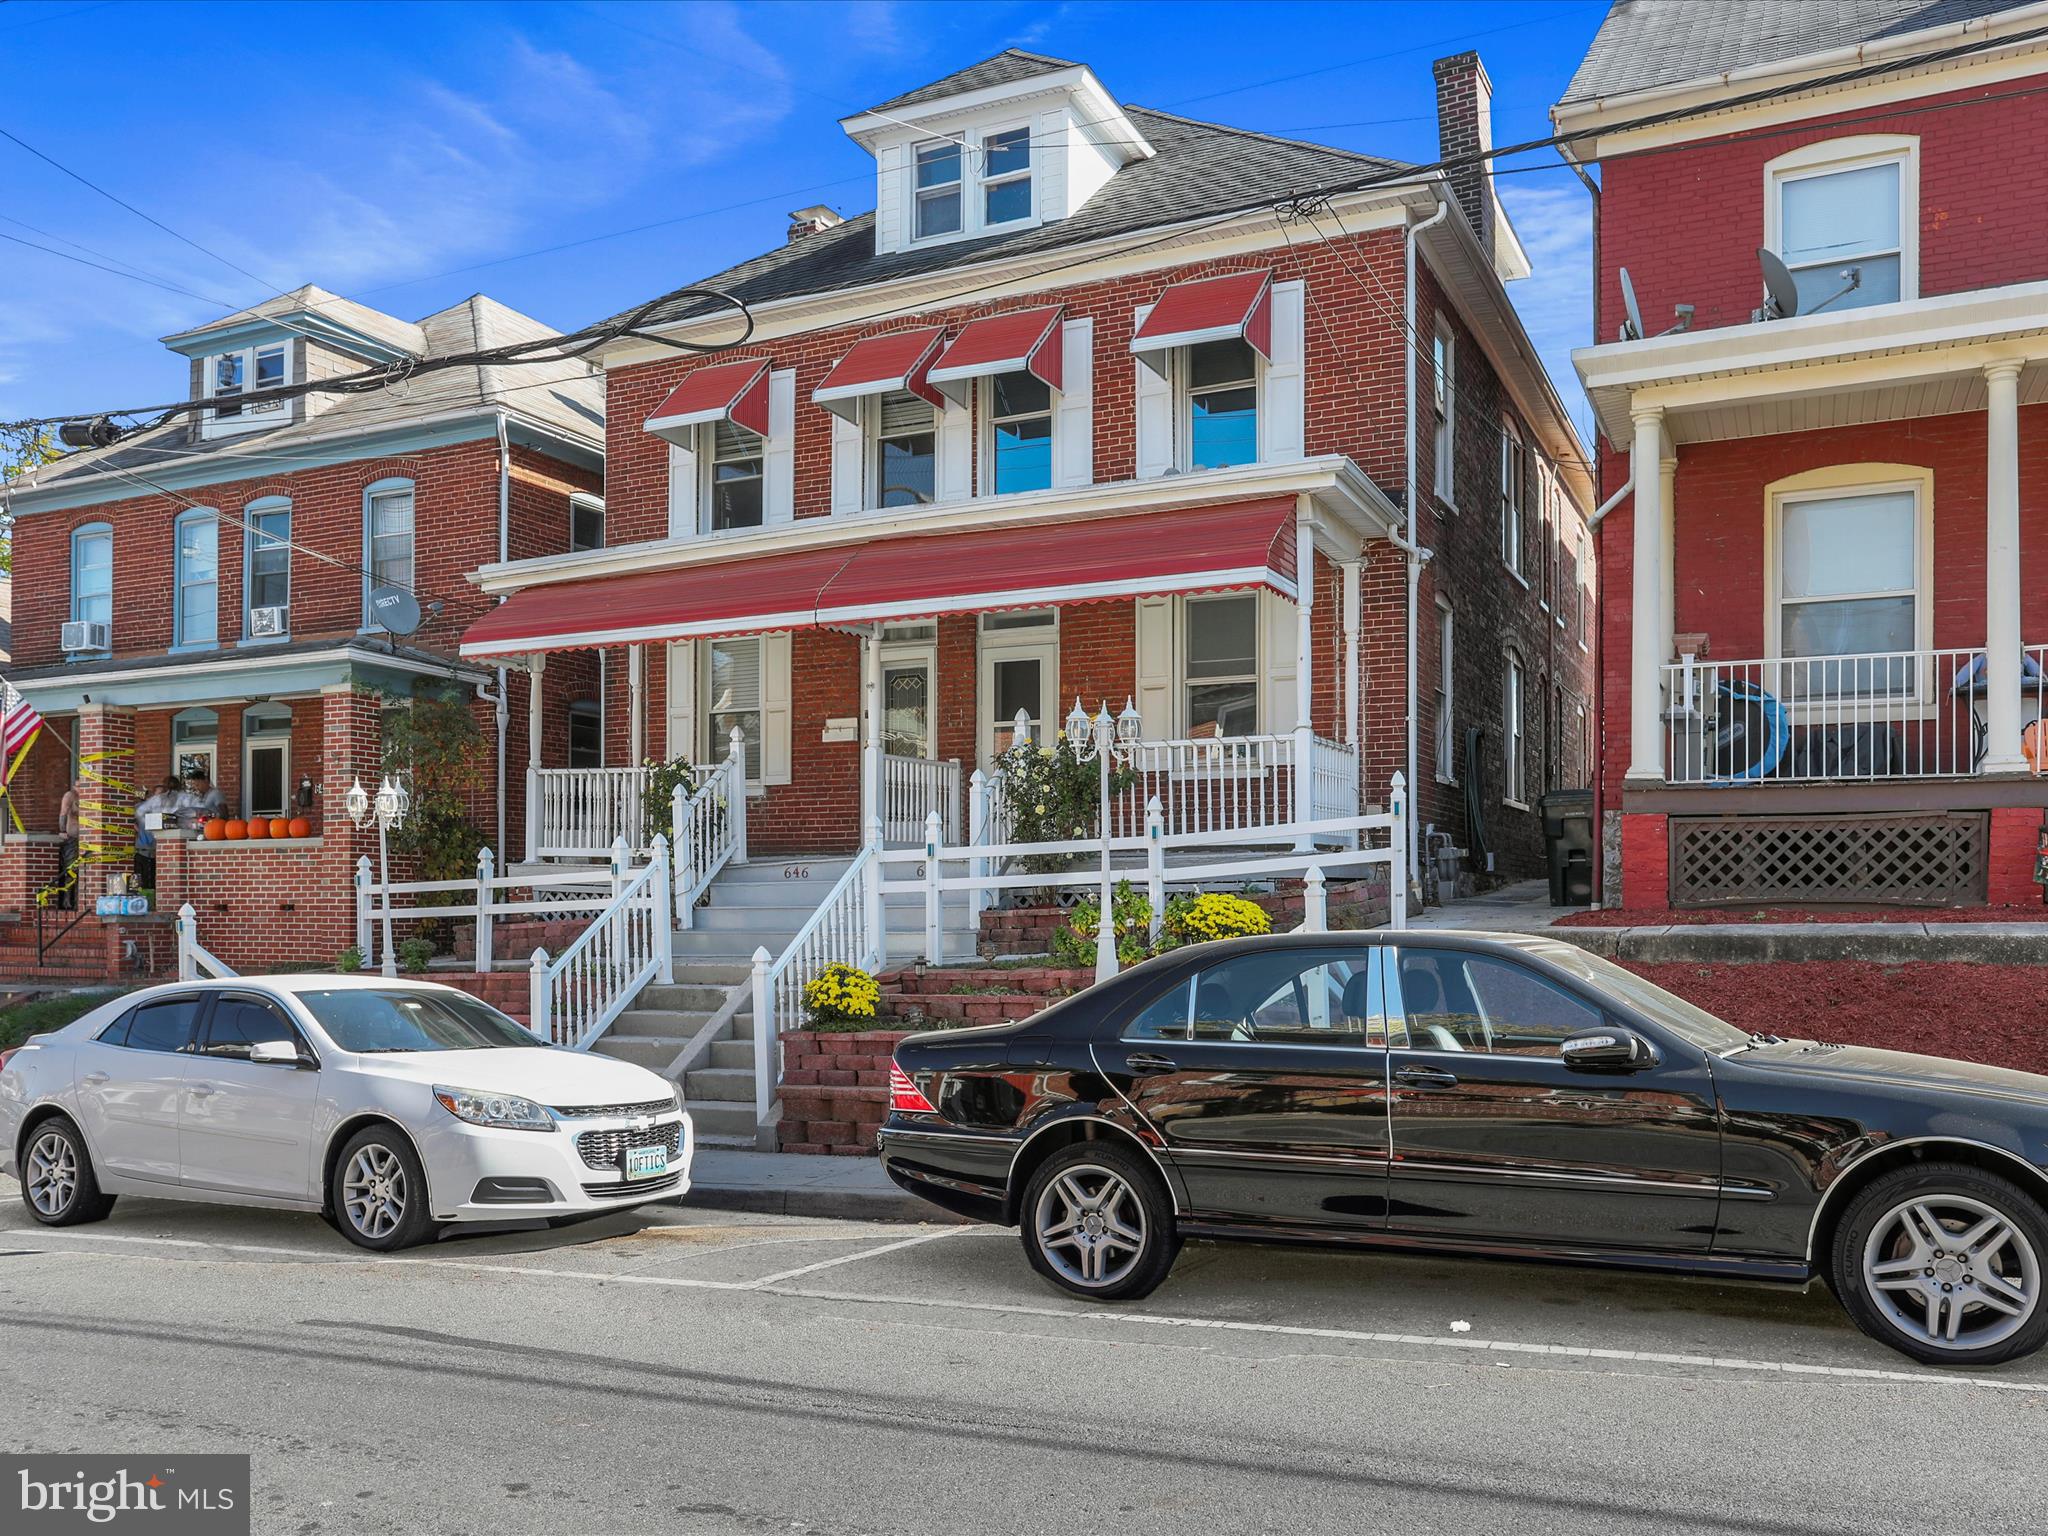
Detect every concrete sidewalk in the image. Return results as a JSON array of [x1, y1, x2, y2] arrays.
[[686, 1147, 968, 1224]]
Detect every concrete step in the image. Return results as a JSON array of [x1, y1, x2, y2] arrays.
[[664, 962, 755, 987], [685, 1099, 760, 1141], [612, 1009, 712, 1040], [684, 1065, 754, 1103], [709, 1039, 754, 1070], [587, 1034, 682, 1072], [627, 982, 734, 1012], [670, 929, 981, 962], [713, 857, 857, 886]]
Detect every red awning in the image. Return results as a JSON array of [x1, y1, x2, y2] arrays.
[[1131, 271, 1272, 376], [812, 326, 946, 422], [926, 305, 1063, 404], [460, 498, 1298, 659], [643, 359, 771, 445]]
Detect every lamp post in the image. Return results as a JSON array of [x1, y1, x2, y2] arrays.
[[1066, 696, 1142, 982], [347, 774, 410, 976]]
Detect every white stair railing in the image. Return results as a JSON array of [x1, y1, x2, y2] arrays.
[[174, 903, 238, 980], [532, 765, 655, 858], [529, 835, 675, 1050], [883, 753, 961, 845], [749, 842, 883, 1127], [671, 729, 749, 929]]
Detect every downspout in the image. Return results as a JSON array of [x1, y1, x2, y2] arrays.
[[1403, 192, 1452, 890], [489, 412, 511, 865], [1585, 473, 1633, 908]]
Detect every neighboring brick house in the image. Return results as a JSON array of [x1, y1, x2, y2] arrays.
[[1557, 0, 2048, 910], [463, 48, 1594, 887], [0, 288, 603, 976]]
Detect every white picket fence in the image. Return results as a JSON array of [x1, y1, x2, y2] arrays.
[[354, 847, 627, 975]]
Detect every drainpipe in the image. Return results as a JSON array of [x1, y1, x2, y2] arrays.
[[1403, 192, 1452, 889], [489, 413, 511, 865], [1584, 473, 1633, 907]]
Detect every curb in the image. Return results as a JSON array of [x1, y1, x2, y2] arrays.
[[684, 1184, 972, 1225], [1546, 924, 2048, 965]]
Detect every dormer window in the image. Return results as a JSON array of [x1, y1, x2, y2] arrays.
[[205, 341, 289, 436], [914, 141, 963, 238], [981, 126, 1032, 224], [911, 125, 1036, 243], [871, 391, 937, 507]]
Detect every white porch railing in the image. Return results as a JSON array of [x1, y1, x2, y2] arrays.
[[530, 765, 653, 859], [883, 753, 961, 846], [530, 835, 674, 1050], [1660, 647, 2037, 784], [174, 903, 237, 980], [671, 732, 748, 927], [748, 846, 885, 1125], [1101, 734, 1360, 839]]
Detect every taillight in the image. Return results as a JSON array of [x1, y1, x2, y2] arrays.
[[889, 1063, 936, 1114]]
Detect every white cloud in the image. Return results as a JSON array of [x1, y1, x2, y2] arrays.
[[1498, 175, 1597, 449]]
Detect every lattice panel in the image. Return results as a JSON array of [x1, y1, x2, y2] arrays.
[[1669, 812, 1988, 908]]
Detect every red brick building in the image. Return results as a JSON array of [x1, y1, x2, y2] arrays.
[[0, 288, 603, 976], [1558, 0, 2048, 910], [465, 49, 1593, 886]]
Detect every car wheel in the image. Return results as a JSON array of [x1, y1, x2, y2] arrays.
[[1019, 1142, 1179, 1301], [19, 1116, 115, 1227], [1833, 1161, 2048, 1367], [331, 1127, 437, 1252]]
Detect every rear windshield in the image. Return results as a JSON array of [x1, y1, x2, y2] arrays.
[[296, 989, 547, 1053]]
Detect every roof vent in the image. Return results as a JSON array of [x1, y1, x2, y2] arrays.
[[787, 206, 844, 243]]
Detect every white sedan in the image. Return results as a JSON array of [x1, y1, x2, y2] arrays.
[[0, 975, 693, 1250]]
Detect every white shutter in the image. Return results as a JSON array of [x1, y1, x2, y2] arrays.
[[1134, 595, 1174, 735], [829, 408, 864, 514], [1052, 317, 1093, 489], [664, 640, 698, 764], [1259, 279, 1306, 464], [1133, 304, 1174, 479], [875, 143, 906, 256], [936, 394, 972, 503], [763, 369, 795, 525], [1259, 589, 1298, 736], [760, 631, 793, 785], [666, 437, 698, 537]]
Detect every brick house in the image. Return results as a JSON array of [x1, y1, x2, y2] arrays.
[[0, 288, 603, 976], [1557, 0, 2048, 910], [463, 48, 1594, 891]]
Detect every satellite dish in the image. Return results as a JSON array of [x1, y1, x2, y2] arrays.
[[369, 586, 422, 637], [1618, 267, 1645, 342], [1758, 247, 1801, 321]]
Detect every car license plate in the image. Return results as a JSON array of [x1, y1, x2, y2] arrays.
[[624, 1144, 668, 1180]]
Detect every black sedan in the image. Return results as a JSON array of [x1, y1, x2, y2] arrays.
[[879, 931, 2048, 1367]]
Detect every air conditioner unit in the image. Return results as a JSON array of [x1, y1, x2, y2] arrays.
[[249, 605, 289, 638], [60, 620, 109, 653]]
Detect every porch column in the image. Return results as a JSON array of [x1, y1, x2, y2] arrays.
[[1341, 559, 1362, 748], [1626, 403, 1668, 782], [1983, 360, 2028, 773], [1658, 448, 1677, 671], [626, 644, 645, 766], [524, 654, 544, 863], [861, 626, 884, 845], [1294, 498, 1316, 844]]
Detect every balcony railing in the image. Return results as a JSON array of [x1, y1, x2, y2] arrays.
[[882, 754, 961, 847], [1661, 646, 2047, 784]]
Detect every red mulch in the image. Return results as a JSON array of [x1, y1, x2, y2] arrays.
[[1625, 961, 2048, 1076], [1559, 904, 2048, 927]]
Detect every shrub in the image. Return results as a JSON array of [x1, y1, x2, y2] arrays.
[[1161, 891, 1271, 949], [802, 961, 881, 1030], [334, 946, 364, 974], [992, 732, 1136, 877], [1051, 880, 1154, 969], [396, 936, 436, 975]]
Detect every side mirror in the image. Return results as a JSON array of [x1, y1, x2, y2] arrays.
[[1559, 1027, 1657, 1072], [249, 1039, 308, 1068]]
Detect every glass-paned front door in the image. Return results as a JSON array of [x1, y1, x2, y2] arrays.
[[883, 661, 933, 759]]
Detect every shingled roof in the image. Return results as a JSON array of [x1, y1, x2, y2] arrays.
[[1561, 0, 2021, 105], [865, 49, 1080, 114]]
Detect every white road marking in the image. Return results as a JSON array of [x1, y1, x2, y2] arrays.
[[744, 1225, 974, 1288]]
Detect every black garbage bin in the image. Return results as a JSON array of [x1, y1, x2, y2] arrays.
[[1538, 789, 1595, 906]]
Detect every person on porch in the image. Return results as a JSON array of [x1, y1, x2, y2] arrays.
[[134, 775, 183, 891], [55, 777, 83, 910], [179, 768, 223, 832]]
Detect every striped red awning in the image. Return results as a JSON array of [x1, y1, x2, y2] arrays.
[[1131, 271, 1272, 375], [927, 305, 1063, 404], [812, 326, 946, 422], [459, 498, 1298, 659], [643, 359, 770, 445]]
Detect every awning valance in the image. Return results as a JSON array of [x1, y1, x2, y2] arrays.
[[927, 305, 1063, 405], [643, 359, 771, 445], [812, 326, 946, 422], [1131, 271, 1272, 376], [459, 498, 1299, 659]]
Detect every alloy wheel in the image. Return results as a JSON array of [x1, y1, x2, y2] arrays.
[[25, 1130, 77, 1217], [1863, 1192, 2039, 1351], [1033, 1162, 1148, 1288], [342, 1144, 408, 1240]]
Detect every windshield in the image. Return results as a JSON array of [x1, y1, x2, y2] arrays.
[[1505, 938, 1752, 1054], [296, 989, 547, 1053]]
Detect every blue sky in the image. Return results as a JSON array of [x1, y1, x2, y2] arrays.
[[0, 0, 1610, 438]]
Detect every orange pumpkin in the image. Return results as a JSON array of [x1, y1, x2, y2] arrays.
[[203, 818, 227, 841], [268, 818, 291, 839], [287, 816, 312, 839], [246, 817, 270, 839], [2025, 719, 2045, 773], [223, 819, 247, 841]]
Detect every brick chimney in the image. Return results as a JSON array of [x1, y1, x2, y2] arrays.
[[787, 205, 844, 243], [1432, 51, 1495, 256]]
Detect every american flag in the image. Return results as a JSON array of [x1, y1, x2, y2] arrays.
[[0, 677, 42, 764]]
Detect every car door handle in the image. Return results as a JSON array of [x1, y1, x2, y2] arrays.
[[81, 1072, 108, 1087], [1394, 1065, 1459, 1090], [188, 1083, 215, 1099], [1126, 1053, 1177, 1074]]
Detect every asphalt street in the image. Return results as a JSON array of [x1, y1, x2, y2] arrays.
[[2, 1181, 2044, 1536]]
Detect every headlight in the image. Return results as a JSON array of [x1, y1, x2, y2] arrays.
[[668, 1083, 686, 1115], [433, 1085, 554, 1132]]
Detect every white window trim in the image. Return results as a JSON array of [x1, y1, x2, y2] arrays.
[[1499, 420, 1528, 585], [978, 122, 1034, 228], [864, 392, 939, 511], [201, 339, 293, 439], [171, 507, 219, 653], [699, 421, 766, 536], [1175, 343, 1264, 475], [905, 120, 1045, 249], [1173, 591, 1261, 743], [976, 373, 1058, 498], [569, 492, 605, 552], [241, 725, 291, 823], [1763, 134, 1920, 308], [976, 610, 1059, 765], [1435, 599, 1456, 784], [1432, 317, 1456, 510], [1503, 649, 1528, 810]]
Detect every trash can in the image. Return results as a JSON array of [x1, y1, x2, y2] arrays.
[[1538, 789, 1595, 906]]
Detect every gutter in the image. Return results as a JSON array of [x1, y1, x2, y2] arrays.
[[1402, 191, 1451, 888]]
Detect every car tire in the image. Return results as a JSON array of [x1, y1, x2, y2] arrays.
[[18, 1116, 115, 1227], [1832, 1161, 2048, 1367], [330, 1126, 437, 1252], [1019, 1142, 1179, 1302]]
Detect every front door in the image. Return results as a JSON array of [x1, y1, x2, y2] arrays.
[[1383, 944, 1722, 1252], [978, 611, 1058, 763], [1104, 945, 1390, 1230], [882, 657, 935, 759], [72, 992, 203, 1185], [179, 992, 320, 1200]]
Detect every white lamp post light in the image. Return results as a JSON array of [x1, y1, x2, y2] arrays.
[[348, 774, 410, 976], [1066, 696, 1142, 982]]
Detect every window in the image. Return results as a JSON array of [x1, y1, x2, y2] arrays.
[[1504, 651, 1527, 806], [870, 390, 936, 508], [1432, 319, 1456, 505], [207, 342, 288, 430], [1770, 141, 1912, 313], [1184, 593, 1257, 738], [174, 509, 218, 648], [1392, 949, 1604, 1057], [981, 125, 1032, 224], [705, 636, 763, 780], [568, 701, 602, 769], [1127, 949, 1381, 1046], [1499, 422, 1525, 578], [1774, 482, 1920, 691], [120, 997, 201, 1054], [570, 494, 604, 552], [364, 480, 415, 619], [1435, 602, 1455, 783], [171, 707, 218, 784], [987, 371, 1053, 494], [242, 704, 291, 821], [705, 420, 765, 531], [914, 140, 963, 239], [245, 498, 289, 637], [201, 996, 306, 1061], [70, 523, 112, 640], [1185, 338, 1258, 471]]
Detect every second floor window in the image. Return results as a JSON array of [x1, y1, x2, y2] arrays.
[[175, 510, 218, 648], [914, 141, 963, 239], [1184, 593, 1258, 738], [1186, 339, 1258, 471], [71, 524, 112, 632], [988, 371, 1053, 494], [707, 420, 765, 532], [570, 494, 604, 552], [1776, 154, 1903, 312], [366, 482, 415, 602], [871, 390, 936, 508], [1432, 320, 1456, 506], [245, 501, 290, 635], [1499, 424, 1526, 578]]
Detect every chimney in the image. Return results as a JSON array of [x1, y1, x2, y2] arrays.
[[1432, 51, 1495, 257], [786, 205, 844, 243]]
